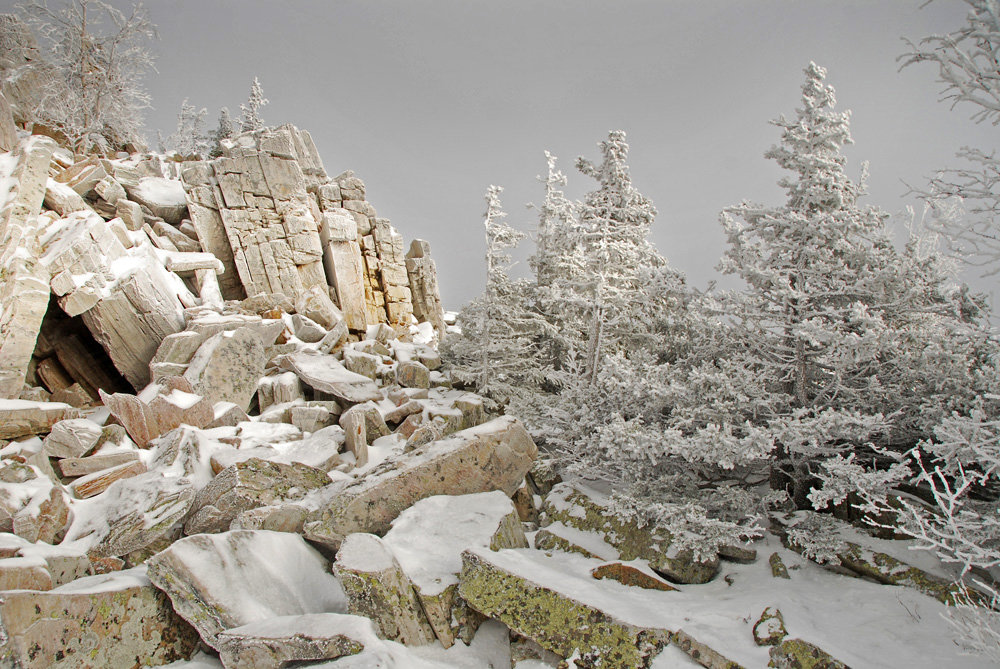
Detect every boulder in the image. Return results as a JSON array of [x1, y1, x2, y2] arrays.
[[541, 483, 719, 584], [304, 416, 537, 551], [125, 176, 189, 224], [405, 238, 446, 335], [333, 533, 437, 646], [0, 568, 200, 667], [382, 491, 528, 647], [146, 530, 348, 649], [57, 451, 141, 478], [458, 548, 670, 668], [41, 418, 102, 459], [276, 350, 380, 404], [769, 638, 849, 669], [0, 556, 53, 591], [68, 459, 147, 499], [0, 136, 57, 399], [395, 360, 430, 390], [183, 458, 330, 535], [66, 472, 196, 561], [290, 313, 327, 343], [338, 401, 390, 445], [183, 326, 267, 412], [753, 607, 788, 647], [295, 284, 343, 330], [100, 377, 213, 447], [0, 90, 16, 152], [342, 349, 378, 380], [780, 511, 971, 605], [216, 613, 368, 669], [591, 562, 678, 592], [0, 473, 71, 544]]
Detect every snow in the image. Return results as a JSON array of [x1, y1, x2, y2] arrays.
[[0, 398, 73, 411], [537, 520, 621, 561], [52, 565, 151, 594], [220, 612, 377, 640], [161, 530, 348, 619], [162, 389, 203, 411], [383, 491, 519, 595], [131, 176, 186, 208], [336, 532, 396, 571]]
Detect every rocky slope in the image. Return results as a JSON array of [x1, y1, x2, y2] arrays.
[[0, 89, 990, 668]]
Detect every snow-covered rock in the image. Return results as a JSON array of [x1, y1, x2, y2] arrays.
[[125, 176, 189, 224], [383, 491, 528, 647], [458, 547, 673, 669], [146, 530, 348, 649], [276, 350, 381, 404], [216, 613, 368, 669], [542, 483, 720, 585], [183, 326, 267, 412], [183, 457, 330, 535], [303, 416, 537, 551], [333, 532, 438, 646]]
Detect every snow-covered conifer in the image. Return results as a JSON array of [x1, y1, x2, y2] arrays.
[[572, 130, 687, 382], [164, 98, 208, 157], [443, 186, 552, 413], [209, 106, 236, 157], [239, 77, 269, 133], [719, 62, 994, 507]]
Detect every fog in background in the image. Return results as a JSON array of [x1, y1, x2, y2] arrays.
[[13, 0, 997, 308]]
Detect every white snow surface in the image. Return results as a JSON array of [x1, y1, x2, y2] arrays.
[[384, 491, 519, 596], [336, 532, 396, 572], [131, 176, 186, 208], [159, 530, 348, 622]]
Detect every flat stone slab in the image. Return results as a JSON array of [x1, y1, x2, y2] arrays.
[[0, 400, 80, 439], [216, 613, 369, 669], [0, 567, 199, 668], [146, 530, 348, 649], [276, 350, 381, 404], [304, 416, 537, 551]]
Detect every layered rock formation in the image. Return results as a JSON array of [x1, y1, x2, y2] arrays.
[[0, 119, 445, 404]]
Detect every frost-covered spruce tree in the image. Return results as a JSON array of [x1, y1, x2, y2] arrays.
[[240, 77, 269, 132], [720, 62, 993, 509], [209, 106, 236, 157], [164, 98, 208, 157], [572, 130, 688, 382], [443, 186, 552, 414], [527, 152, 588, 380]]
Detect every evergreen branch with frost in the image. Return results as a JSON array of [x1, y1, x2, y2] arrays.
[[239, 76, 269, 132], [783, 513, 851, 565]]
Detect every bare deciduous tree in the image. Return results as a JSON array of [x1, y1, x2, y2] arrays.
[[18, 0, 156, 155]]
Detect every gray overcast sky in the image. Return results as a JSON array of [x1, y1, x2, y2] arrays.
[[8, 0, 996, 307]]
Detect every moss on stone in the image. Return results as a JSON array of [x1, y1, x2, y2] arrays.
[[753, 607, 788, 646], [769, 552, 790, 579], [458, 550, 669, 668], [768, 638, 849, 668], [533, 528, 597, 559], [541, 485, 718, 584]]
